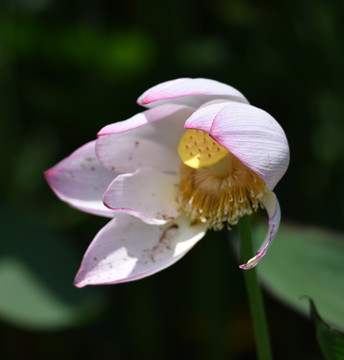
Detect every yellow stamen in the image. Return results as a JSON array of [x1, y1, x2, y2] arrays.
[[177, 129, 268, 230]]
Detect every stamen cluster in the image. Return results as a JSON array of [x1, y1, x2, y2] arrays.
[[177, 136, 268, 230]]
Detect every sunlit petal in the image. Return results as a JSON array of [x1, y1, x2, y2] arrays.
[[96, 104, 193, 173], [210, 102, 289, 190], [137, 78, 249, 108], [45, 141, 117, 218], [103, 167, 180, 225], [74, 213, 207, 287], [184, 101, 229, 133]]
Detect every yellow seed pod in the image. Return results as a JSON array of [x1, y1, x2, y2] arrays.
[[178, 129, 229, 169]]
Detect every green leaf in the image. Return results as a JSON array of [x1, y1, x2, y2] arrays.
[[0, 208, 106, 331], [252, 222, 344, 328], [309, 299, 344, 360]]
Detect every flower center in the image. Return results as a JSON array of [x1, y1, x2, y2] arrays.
[[177, 129, 268, 230], [178, 129, 229, 169]]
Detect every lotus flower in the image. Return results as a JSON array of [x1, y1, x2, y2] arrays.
[[45, 78, 289, 287]]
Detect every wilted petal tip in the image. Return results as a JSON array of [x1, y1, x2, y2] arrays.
[[239, 191, 280, 270], [239, 248, 267, 270]]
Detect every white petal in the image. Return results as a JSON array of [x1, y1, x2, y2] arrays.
[[209, 102, 290, 190], [74, 213, 207, 287], [184, 101, 229, 132], [96, 105, 194, 173], [45, 141, 117, 217], [137, 78, 249, 108], [98, 103, 193, 136], [103, 167, 180, 225], [240, 191, 280, 269]]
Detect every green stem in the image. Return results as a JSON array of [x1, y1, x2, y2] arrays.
[[238, 215, 273, 360]]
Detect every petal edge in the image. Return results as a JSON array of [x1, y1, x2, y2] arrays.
[[45, 141, 118, 218], [137, 78, 249, 108], [74, 213, 207, 287], [239, 191, 280, 269]]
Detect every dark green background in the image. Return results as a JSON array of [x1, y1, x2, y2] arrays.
[[1, 0, 343, 359]]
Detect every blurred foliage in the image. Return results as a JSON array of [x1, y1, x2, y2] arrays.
[[0, 0, 343, 359], [0, 207, 106, 331], [309, 299, 344, 360], [252, 222, 344, 328]]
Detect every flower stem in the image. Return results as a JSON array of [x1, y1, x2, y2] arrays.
[[238, 215, 273, 360]]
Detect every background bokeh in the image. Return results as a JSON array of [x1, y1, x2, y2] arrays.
[[1, 0, 344, 359]]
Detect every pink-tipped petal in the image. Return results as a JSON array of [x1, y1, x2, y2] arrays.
[[44, 141, 118, 218], [96, 105, 193, 173], [184, 101, 229, 133], [137, 78, 249, 108], [209, 101, 289, 190], [98, 103, 194, 136], [103, 167, 180, 225], [74, 213, 207, 287], [239, 191, 280, 269]]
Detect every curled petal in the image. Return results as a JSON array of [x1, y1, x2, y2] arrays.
[[210, 102, 289, 190], [103, 167, 180, 225], [240, 191, 280, 269], [96, 104, 193, 173], [187, 101, 289, 190], [74, 213, 207, 287], [137, 78, 249, 108], [44, 141, 117, 218], [184, 101, 229, 133]]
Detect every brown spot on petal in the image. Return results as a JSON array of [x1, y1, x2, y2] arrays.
[[159, 224, 179, 243], [157, 212, 174, 221]]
